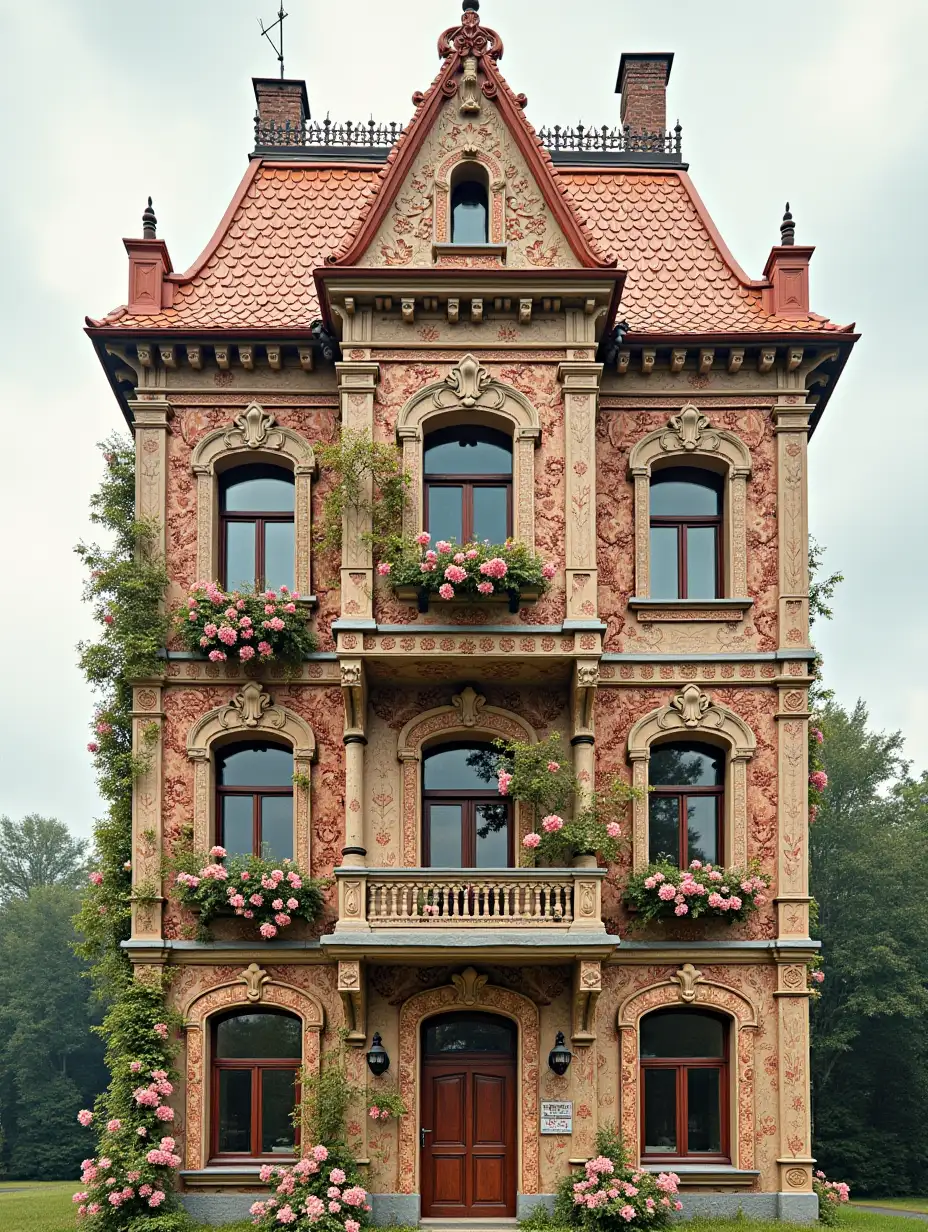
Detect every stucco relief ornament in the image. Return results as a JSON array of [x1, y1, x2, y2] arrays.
[[660, 405, 721, 454], [433, 354, 505, 411], [674, 963, 704, 1003], [239, 963, 269, 1003], [219, 681, 285, 731], [451, 966, 488, 1005], [223, 402, 284, 451], [459, 55, 481, 113], [452, 685, 486, 726]]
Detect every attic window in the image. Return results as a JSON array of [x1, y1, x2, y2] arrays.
[[451, 166, 489, 244]]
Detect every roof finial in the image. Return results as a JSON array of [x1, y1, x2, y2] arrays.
[[780, 201, 795, 246], [258, 3, 288, 79], [142, 197, 157, 240], [464, 0, 479, 10]]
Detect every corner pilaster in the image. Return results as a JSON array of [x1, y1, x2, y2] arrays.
[[130, 679, 165, 942], [558, 362, 602, 622], [775, 685, 811, 939], [129, 398, 173, 559], [336, 362, 380, 621], [773, 402, 812, 650], [774, 962, 815, 1197]]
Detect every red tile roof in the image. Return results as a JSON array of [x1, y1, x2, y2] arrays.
[[89, 160, 850, 338]]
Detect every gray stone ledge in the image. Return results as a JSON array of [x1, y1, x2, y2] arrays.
[[619, 939, 820, 952], [602, 649, 818, 663], [179, 1194, 258, 1223], [369, 1193, 421, 1225], [677, 1191, 819, 1223], [518, 1193, 557, 1219], [321, 929, 618, 950]]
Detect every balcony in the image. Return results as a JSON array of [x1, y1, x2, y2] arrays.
[[330, 867, 609, 949]]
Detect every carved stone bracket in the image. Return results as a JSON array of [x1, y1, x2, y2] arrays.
[[239, 962, 269, 1003], [341, 660, 368, 738], [338, 960, 367, 1045], [571, 959, 602, 1044], [452, 685, 486, 727]]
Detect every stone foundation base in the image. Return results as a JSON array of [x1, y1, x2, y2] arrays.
[[679, 1192, 819, 1223], [180, 1189, 818, 1225]]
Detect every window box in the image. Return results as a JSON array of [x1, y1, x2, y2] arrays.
[[394, 583, 541, 614]]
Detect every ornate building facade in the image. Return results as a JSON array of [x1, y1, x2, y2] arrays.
[[87, 4, 856, 1224]]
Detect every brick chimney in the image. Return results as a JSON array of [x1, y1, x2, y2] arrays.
[[123, 198, 173, 315], [253, 77, 310, 141], [616, 53, 674, 135]]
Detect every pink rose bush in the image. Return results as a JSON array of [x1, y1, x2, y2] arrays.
[[623, 859, 771, 924], [73, 982, 184, 1231], [814, 1170, 850, 1225], [376, 535, 553, 610], [552, 1126, 680, 1229], [172, 851, 326, 940], [251, 1146, 373, 1232], [176, 583, 316, 665]]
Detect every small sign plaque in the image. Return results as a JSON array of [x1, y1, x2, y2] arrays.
[[540, 1101, 573, 1134]]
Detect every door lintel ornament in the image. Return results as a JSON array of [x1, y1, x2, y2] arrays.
[[451, 966, 488, 1005]]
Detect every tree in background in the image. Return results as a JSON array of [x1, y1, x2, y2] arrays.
[[810, 702, 928, 1194], [0, 884, 107, 1178], [0, 813, 87, 902]]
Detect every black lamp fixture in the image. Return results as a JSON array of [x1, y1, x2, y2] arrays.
[[548, 1031, 573, 1076], [366, 1032, 390, 1076]]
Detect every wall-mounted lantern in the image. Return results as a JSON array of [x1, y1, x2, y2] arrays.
[[548, 1031, 573, 1076], [366, 1032, 390, 1076]]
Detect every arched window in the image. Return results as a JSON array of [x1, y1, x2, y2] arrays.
[[219, 464, 295, 592], [640, 1009, 729, 1161], [648, 742, 725, 867], [649, 467, 723, 600], [216, 742, 293, 860], [211, 1009, 301, 1159], [450, 169, 489, 244], [422, 742, 510, 867], [424, 425, 512, 545]]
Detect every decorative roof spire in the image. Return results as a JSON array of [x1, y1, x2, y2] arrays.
[[142, 197, 157, 240], [439, 0, 503, 62], [780, 202, 795, 246]]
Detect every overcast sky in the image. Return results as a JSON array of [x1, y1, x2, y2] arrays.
[[1, 0, 926, 840]]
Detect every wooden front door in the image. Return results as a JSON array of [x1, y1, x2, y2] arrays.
[[420, 1015, 517, 1218]]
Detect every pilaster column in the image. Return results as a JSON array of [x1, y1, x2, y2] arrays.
[[631, 468, 650, 597], [775, 962, 815, 1196], [130, 680, 165, 941], [629, 750, 649, 872], [570, 660, 598, 810], [341, 659, 368, 866], [336, 362, 380, 621], [397, 426, 421, 536], [775, 685, 812, 939], [773, 402, 813, 650], [557, 362, 603, 622], [129, 399, 173, 559]]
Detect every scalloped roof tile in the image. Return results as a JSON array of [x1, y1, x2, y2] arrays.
[[91, 161, 848, 336]]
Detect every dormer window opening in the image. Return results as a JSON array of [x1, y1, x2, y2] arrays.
[[451, 167, 489, 244]]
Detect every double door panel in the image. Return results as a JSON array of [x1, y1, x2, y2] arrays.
[[421, 1058, 515, 1217]]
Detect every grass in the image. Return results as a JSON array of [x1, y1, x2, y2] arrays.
[[1, 1187, 924, 1232]]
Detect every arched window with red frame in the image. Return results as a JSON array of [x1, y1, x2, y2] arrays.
[[649, 467, 723, 600], [215, 742, 293, 861], [648, 742, 725, 867], [219, 464, 295, 592], [640, 1008, 729, 1162], [422, 742, 511, 868], [423, 425, 512, 547], [211, 1010, 301, 1160]]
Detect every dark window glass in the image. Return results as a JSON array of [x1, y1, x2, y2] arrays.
[[687, 1068, 721, 1153], [640, 1011, 725, 1059], [649, 467, 722, 600], [218, 744, 294, 787], [424, 427, 513, 476], [643, 1068, 677, 1154], [219, 464, 294, 591], [422, 743, 511, 868], [640, 1011, 728, 1161], [424, 1012, 515, 1054], [212, 1012, 300, 1160], [451, 179, 489, 244], [424, 426, 512, 545], [215, 743, 293, 859], [215, 1012, 302, 1059], [261, 1070, 298, 1154], [648, 742, 724, 867]]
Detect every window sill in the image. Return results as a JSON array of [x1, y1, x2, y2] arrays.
[[181, 1165, 286, 1188], [627, 598, 753, 622], [394, 585, 541, 614], [640, 1164, 759, 1189]]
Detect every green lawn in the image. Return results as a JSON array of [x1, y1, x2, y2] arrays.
[[1, 1186, 924, 1232]]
